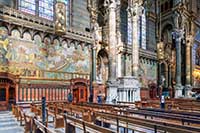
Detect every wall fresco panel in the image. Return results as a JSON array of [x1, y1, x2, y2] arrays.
[[0, 28, 90, 81]]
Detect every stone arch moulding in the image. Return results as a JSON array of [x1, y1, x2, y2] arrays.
[[97, 48, 109, 83], [161, 20, 174, 33]]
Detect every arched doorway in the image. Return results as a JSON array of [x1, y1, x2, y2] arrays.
[[70, 78, 89, 103], [96, 49, 109, 84], [0, 73, 17, 111], [158, 24, 174, 97]]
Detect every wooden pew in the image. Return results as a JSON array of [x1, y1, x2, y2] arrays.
[[126, 108, 200, 126], [29, 101, 200, 133], [23, 112, 34, 133], [136, 99, 200, 112], [17, 107, 25, 126], [46, 103, 64, 128], [63, 113, 115, 133], [33, 117, 56, 133], [95, 112, 200, 133], [12, 104, 20, 120]]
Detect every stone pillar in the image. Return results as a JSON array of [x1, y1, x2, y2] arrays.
[[123, 54, 127, 76], [128, 3, 142, 77], [168, 64, 173, 98], [104, 0, 119, 103], [172, 29, 184, 98], [120, 0, 142, 102], [123, 90, 126, 102], [126, 90, 128, 102], [92, 46, 97, 82], [116, 2, 122, 78], [119, 90, 122, 101], [185, 35, 193, 97], [158, 63, 162, 86], [117, 32, 122, 77], [87, 0, 98, 102], [165, 65, 168, 88], [168, 65, 172, 87], [106, 1, 117, 81]]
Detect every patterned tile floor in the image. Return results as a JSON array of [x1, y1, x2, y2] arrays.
[[0, 111, 24, 133]]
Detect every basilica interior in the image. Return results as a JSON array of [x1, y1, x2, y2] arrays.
[[0, 0, 200, 133]]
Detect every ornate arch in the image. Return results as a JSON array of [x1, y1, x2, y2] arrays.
[[97, 48, 109, 83]]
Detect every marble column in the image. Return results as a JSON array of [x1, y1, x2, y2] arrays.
[[123, 90, 126, 101], [117, 32, 122, 77], [165, 65, 169, 88], [87, 0, 98, 102], [128, 3, 142, 77], [104, 0, 119, 103], [116, 2, 122, 78], [106, 1, 117, 81], [168, 65, 172, 88], [92, 46, 97, 82], [185, 35, 193, 97], [126, 90, 128, 102], [172, 29, 184, 98], [158, 63, 162, 86], [123, 54, 127, 76]]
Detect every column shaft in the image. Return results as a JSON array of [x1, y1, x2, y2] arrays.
[[132, 17, 139, 77], [185, 35, 193, 97], [168, 65, 172, 87], [92, 47, 96, 82], [108, 7, 117, 81], [176, 38, 181, 86], [186, 36, 192, 85], [165, 66, 168, 87], [172, 29, 184, 97]]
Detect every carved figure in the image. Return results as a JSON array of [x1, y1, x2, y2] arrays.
[[93, 22, 100, 42]]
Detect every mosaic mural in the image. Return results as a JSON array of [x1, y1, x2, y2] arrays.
[[192, 30, 200, 86], [139, 60, 157, 88], [0, 27, 90, 80]]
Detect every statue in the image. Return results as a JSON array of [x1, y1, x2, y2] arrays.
[[104, 0, 116, 9], [93, 22, 100, 43], [55, 2, 66, 33], [96, 58, 103, 83]]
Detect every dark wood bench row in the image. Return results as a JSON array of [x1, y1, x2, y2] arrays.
[[135, 99, 200, 112], [95, 112, 200, 133], [12, 104, 55, 133], [126, 108, 200, 125], [33, 101, 200, 133]]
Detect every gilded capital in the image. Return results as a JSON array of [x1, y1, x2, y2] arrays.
[[186, 35, 194, 47]]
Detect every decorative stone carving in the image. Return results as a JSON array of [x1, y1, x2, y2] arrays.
[[172, 29, 184, 43], [104, 0, 116, 9], [55, 1, 66, 34], [93, 22, 100, 43]]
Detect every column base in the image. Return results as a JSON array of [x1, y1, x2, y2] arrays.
[[106, 80, 118, 104], [175, 84, 183, 98], [118, 76, 141, 102], [185, 85, 193, 98]]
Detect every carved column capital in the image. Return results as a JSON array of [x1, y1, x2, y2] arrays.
[[172, 29, 184, 42], [104, 0, 118, 9], [127, 3, 144, 19], [186, 35, 194, 47]]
